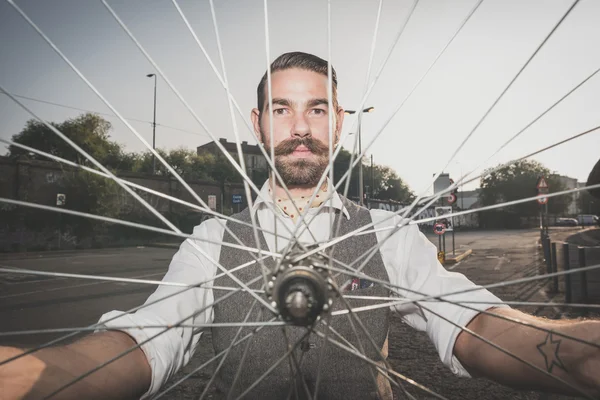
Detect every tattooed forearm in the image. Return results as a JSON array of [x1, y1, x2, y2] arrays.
[[536, 333, 567, 373]]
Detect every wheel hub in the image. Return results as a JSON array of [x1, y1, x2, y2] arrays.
[[265, 245, 333, 326]]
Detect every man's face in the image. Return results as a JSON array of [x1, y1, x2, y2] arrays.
[[251, 68, 344, 186]]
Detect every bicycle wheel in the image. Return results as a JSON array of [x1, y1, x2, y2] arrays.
[[1, 1, 599, 399]]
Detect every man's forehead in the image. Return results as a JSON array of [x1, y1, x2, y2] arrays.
[[271, 68, 329, 91]]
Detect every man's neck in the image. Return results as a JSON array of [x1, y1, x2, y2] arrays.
[[269, 177, 327, 199]]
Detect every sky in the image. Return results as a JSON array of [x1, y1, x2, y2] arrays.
[[1, 0, 599, 196]]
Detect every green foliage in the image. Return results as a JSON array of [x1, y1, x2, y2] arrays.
[[480, 160, 570, 218], [8, 113, 126, 169], [333, 147, 414, 203]]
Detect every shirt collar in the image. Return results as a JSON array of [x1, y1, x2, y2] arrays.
[[251, 178, 350, 220]]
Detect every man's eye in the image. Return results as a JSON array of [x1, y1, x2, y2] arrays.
[[311, 109, 326, 115], [274, 108, 288, 115]]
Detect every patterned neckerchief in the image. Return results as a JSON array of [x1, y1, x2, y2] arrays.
[[268, 185, 329, 222]]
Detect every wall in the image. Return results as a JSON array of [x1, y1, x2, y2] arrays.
[[0, 157, 248, 251]]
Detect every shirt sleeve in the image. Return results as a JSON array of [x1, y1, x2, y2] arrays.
[[96, 218, 223, 398], [373, 213, 509, 378]]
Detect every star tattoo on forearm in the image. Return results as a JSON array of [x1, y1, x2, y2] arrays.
[[536, 333, 567, 373]]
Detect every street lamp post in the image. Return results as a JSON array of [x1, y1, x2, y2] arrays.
[[146, 73, 157, 174], [345, 107, 374, 206]]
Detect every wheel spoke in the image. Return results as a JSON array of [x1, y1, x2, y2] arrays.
[[152, 316, 280, 399], [417, 303, 596, 399], [0, 86, 179, 234], [207, 0, 270, 287], [0, 322, 288, 338], [294, 0, 423, 243], [0, 198, 282, 258], [197, 296, 260, 400], [0, 267, 261, 294], [39, 273, 267, 399], [170, 0, 320, 247], [316, 331, 449, 400], [0, 269, 264, 369], [7, 0, 289, 315], [233, 330, 312, 400]]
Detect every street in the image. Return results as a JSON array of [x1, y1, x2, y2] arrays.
[[0, 229, 584, 399]]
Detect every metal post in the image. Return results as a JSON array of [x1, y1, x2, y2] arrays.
[[442, 233, 446, 254], [544, 236, 552, 275], [152, 75, 157, 175], [371, 154, 374, 200], [544, 201, 549, 236], [562, 243, 572, 303], [551, 242, 558, 292], [438, 234, 442, 252], [358, 113, 364, 206], [578, 247, 588, 305], [452, 228, 455, 256]]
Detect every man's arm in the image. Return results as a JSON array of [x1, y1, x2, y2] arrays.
[[0, 331, 151, 400], [454, 307, 600, 396]]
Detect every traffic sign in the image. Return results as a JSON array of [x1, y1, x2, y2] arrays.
[[232, 194, 243, 204], [434, 223, 446, 235], [208, 195, 217, 210], [56, 193, 66, 207], [536, 176, 549, 190], [537, 196, 548, 205], [447, 193, 457, 205]]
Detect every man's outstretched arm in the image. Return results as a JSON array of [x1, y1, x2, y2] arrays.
[[0, 331, 151, 400], [454, 307, 600, 397]]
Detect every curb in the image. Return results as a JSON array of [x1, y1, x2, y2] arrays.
[[444, 249, 472, 265], [146, 242, 181, 250]]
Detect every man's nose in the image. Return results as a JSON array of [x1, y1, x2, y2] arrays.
[[291, 114, 311, 138]]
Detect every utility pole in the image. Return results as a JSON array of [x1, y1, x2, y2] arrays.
[[146, 73, 157, 174], [344, 107, 374, 206], [371, 154, 374, 201]]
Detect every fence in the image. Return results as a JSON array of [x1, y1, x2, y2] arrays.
[[541, 235, 600, 304]]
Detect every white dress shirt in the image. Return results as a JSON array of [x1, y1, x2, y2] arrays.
[[99, 181, 507, 398]]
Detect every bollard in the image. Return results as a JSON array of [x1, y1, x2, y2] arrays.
[[562, 243, 572, 304], [578, 247, 588, 304], [544, 236, 552, 275], [551, 242, 558, 293]]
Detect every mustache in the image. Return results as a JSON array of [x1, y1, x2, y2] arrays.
[[273, 137, 329, 156]]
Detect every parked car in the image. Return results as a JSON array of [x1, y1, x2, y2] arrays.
[[555, 218, 578, 227], [577, 214, 598, 226]]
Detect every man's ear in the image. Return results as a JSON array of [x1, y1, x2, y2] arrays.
[[335, 107, 345, 144], [251, 108, 263, 144]]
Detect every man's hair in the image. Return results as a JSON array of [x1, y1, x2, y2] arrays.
[[256, 51, 338, 112]]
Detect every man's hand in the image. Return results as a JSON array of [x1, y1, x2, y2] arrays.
[[0, 331, 151, 400], [454, 307, 600, 397]]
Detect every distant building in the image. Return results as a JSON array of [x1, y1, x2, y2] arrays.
[[197, 138, 268, 174], [432, 173, 451, 197], [551, 174, 584, 215]]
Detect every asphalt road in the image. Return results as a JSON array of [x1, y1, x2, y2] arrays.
[[0, 246, 176, 347], [0, 228, 586, 399]]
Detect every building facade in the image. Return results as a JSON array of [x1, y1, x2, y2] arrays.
[[196, 138, 268, 174]]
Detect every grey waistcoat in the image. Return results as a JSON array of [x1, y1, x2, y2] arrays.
[[211, 197, 391, 399]]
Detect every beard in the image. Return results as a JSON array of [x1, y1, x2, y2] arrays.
[[265, 136, 330, 186]]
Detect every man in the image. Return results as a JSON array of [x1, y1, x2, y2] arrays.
[[1, 52, 598, 400]]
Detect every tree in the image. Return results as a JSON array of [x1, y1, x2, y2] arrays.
[[480, 160, 570, 219], [332, 147, 414, 203], [8, 113, 129, 169]]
